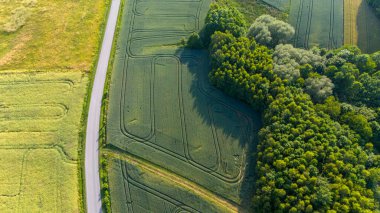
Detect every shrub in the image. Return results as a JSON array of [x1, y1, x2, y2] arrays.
[[304, 75, 334, 103], [272, 44, 325, 82], [247, 15, 295, 47], [186, 32, 203, 49]]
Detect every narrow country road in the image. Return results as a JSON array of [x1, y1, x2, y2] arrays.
[[85, 0, 121, 212]]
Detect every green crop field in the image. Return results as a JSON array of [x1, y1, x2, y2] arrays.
[[344, 0, 380, 53], [216, 0, 288, 23], [0, 71, 88, 212], [106, 0, 262, 211], [286, 0, 380, 52], [289, 0, 344, 49], [261, 0, 289, 11]]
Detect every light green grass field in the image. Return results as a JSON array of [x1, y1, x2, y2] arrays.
[[0, 0, 107, 71], [289, 0, 344, 49], [0, 71, 88, 212], [260, 0, 290, 11], [106, 0, 262, 211], [216, 0, 288, 23]]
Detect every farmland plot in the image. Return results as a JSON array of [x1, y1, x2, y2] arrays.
[[106, 0, 261, 211], [289, 0, 344, 49], [0, 0, 109, 211], [107, 155, 234, 213], [218, 0, 288, 23], [0, 71, 88, 212], [261, 0, 290, 11], [0, 0, 108, 71], [344, 0, 380, 53]]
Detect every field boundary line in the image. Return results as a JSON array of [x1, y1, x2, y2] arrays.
[[294, 0, 303, 46], [305, 0, 313, 48], [328, 0, 334, 48], [365, 2, 370, 51]]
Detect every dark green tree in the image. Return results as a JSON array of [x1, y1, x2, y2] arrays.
[[203, 3, 246, 46], [186, 32, 203, 49]]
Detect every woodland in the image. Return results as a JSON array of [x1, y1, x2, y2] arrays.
[[187, 3, 380, 212]]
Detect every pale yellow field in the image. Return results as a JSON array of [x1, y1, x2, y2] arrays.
[[344, 0, 360, 45], [0, 0, 108, 71], [0, 71, 88, 212]]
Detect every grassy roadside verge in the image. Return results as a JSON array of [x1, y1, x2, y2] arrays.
[[98, 0, 126, 212], [77, 0, 112, 212]]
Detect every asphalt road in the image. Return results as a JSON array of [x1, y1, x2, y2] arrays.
[[85, 0, 121, 212]]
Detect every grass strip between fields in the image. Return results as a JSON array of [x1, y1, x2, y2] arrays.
[[98, 0, 126, 211]]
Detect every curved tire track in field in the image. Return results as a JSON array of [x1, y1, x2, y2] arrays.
[[85, 0, 121, 212]]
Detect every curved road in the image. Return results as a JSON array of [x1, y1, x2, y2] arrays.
[[85, 0, 121, 212]]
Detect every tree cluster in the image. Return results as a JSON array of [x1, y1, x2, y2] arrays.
[[209, 31, 274, 110], [255, 87, 379, 212], [202, 4, 247, 46], [203, 5, 380, 212], [322, 46, 380, 107]]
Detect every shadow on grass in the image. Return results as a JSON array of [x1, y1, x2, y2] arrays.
[[357, 1, 380, 53], [176, 47, 262, 212]]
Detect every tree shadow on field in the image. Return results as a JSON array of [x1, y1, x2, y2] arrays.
[[175, 47, 262, 212], [356, 1, 380, 53]]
